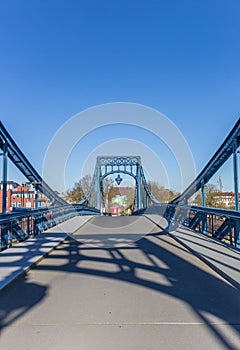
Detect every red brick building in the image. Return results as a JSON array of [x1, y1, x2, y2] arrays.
[[0, 181, 49, 212]]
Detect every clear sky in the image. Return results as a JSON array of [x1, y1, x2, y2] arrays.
[[0, 0, 239, 193]]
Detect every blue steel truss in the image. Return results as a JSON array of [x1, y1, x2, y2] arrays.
[[165, 117, 240, 249], [0, 205, 99, 250], [132, 118, 240, 249], [79, 156, 160, 210], [1, 117, 239, 251], [172, 118, 240, 206], [0, 121, 66, 207]]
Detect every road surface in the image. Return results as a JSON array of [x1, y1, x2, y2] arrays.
[[0, 216, 239, 349]]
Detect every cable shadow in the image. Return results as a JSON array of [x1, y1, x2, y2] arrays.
[[0, 275, 47, 335], [0, 226, 240, 349], [174, 232, 240, 262]]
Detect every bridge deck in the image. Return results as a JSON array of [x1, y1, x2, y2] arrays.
[[0, 216, 240, 349], [145, 214, 240, 289]]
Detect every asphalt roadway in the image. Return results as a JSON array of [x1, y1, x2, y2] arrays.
[[0, 216, 240, 350]]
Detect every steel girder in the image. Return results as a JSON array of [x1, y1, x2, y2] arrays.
[[172, 118, 240, 204], [163, 204, 240, 248], [81, 155, 159, 211], [0, 121, 66, 205]]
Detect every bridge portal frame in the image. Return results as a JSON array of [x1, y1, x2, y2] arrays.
[[96, 156, 143, 211]]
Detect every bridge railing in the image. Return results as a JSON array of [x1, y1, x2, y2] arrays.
[[0, 205, 100, 251], [163, 204, 240, 250]]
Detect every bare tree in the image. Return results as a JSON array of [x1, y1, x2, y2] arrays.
[[148, 181, 179, 202], [66, 174, 92, 203]]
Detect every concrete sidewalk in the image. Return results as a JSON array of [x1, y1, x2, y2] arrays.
[[145, 214, 240, 290], [0, 215, 93, 292]]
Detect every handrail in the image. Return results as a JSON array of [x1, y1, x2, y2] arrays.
[[0, 204, 100, 250], [165, 203, 240, 221]]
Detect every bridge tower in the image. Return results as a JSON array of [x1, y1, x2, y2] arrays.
[[81, 156, 157, 212], [96, 156, 143, 211]]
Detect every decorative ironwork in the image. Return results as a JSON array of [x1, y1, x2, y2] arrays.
[[115, 174, 123, 186], [81, 155, 159, 211], [97, 156, 141, 166]]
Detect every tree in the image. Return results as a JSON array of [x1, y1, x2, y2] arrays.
[[193, 184, 228, 208], [205, 184, 220, 207], [66, 174, 92, 203], [194, 191, 202, 206], [125, 187, 135, 209], [102, 177, 114, 209], [147, 181, 179, 202]]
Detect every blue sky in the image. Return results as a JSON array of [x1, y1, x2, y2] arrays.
[[0, 0, 239, 192]]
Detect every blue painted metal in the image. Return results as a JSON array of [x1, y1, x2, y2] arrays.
[[101, 169, 137, 181], [0, 122, 66, 206], [161, 203, 240, 249], [137, 164, 142, 210], [233, 140, 239, 211], [201, 180, 205, 207], [99, 156, 142, 210], [139, 166, 160, 205], [172, 118, 240, 205], [97, 166, 101, 210], [0, 204, 100, 251], [1, 114, 238, 256], [115, 174, 123, 186], [1, 143, 8, 215], [82, 156, 160, 212], [200, 181, 207, 233], [0, 223, 8, 250]]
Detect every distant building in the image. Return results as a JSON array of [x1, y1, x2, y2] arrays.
[[0, 181, 50, 212], [190, 191, 239, 208], [112, 194, 127, 206], [214, 192, 237, 208], [110, 187, 134, 215]]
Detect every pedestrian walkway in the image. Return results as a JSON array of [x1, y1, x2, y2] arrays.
[[145, 214, 240, 290], [0, 215, 93, 292]]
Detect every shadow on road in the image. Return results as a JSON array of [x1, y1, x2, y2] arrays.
[[0, 276, 47, 334], [0, 217, 239, 349]]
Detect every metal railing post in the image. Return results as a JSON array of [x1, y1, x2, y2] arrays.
[[1, 143, 8, 214], [137, 165, 142, 210], [233, 140, 239, 211], [201, 180, 206, 207], [1, 222, 8, 250]]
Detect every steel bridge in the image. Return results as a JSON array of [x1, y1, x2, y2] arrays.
[[79, 155, 159, 211], [0, 118, 240, 349]]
